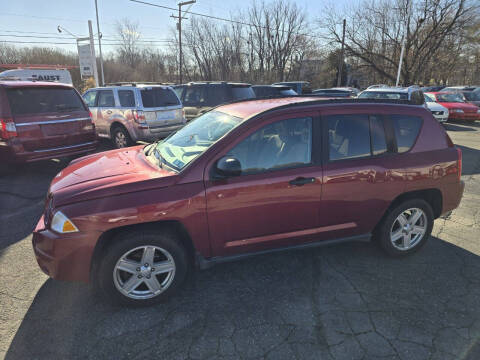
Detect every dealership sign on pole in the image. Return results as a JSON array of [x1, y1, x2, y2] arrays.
[[77, 44, 94, 78]]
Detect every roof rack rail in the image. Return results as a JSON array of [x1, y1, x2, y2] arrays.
[[215, 95, 424, 108], [104, 82, 175, 87]]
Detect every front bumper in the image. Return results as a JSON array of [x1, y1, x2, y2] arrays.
[[433, 114, 448, 123], [448, 113, 480, 122], [32, 215, 99, 283]]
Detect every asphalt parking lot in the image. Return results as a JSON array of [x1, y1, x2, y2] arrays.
[[1, 124, 480, 360]]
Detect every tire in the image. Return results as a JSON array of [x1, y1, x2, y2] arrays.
[[111, 125, 133, 148], [374, 199, 434, 257], [95, 229, 189, 306]]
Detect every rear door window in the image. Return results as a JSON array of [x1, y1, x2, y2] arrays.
[[97, 90, 115, 107], [83, 91, 97, 107], [118, 90, 136, 107], [140, 87, 180, 108], [391, 115, 422, 153], [6, 87, 86, 115], [327, 114, 388, 160], [370, 115, 387, 155]]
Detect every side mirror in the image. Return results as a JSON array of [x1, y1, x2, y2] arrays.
[[214, 156, 242, 178]]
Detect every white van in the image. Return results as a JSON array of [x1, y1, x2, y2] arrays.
[[0, 68, 73, 85]]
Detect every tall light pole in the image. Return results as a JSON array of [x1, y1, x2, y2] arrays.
[[94, 0, 105, 86], [171, 1, 196, 84], [395, 0, 412, 87], [88, 20, 100, 87]]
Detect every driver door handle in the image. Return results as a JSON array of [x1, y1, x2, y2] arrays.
[[106, 110, 112, 115], [289, 177, 316, 186]]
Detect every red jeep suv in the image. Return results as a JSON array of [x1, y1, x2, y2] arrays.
[[0, 81, 96, 164], [32, 97, 464, 306]]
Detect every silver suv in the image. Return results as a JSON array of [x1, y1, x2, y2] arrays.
[[83, 83, 186, 148], [358, 85, 425, 105]]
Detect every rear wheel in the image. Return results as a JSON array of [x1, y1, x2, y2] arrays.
[[96, 229, 189, 306], [375, 199, 434, 257], [111, 125, 133, 148]]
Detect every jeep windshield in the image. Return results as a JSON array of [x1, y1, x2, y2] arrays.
[[145, 111, 243, 171]]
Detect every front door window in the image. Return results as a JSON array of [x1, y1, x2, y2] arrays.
[[228, 117, 313, 174]]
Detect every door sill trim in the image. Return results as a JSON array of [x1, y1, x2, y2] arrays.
[[196, 233, 372, 270]]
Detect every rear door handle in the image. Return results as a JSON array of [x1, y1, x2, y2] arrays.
[[289, 177, 316, 186], [106, 110, 112, 115]]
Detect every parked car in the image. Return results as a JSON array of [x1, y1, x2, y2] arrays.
[[358, 86, 425, 105], [83, 83, 185, 148], [312, 87, 359, 98], [0, 80, 96, 163], [33, 96, 464, 306], [440, 89, 480, 107], [252, 85, 297, 97], [173, 82, 255, 121], [421, 85, 445, 92], [425, 92, 480, 122], [272, 81, 312, 94], [424, 94, 449, 123], [443, 86, 480, 93]]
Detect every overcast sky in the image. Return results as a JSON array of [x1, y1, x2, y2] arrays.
[[1, 0, 351, 56]]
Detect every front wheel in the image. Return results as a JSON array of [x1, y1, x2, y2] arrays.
[[375, 199, 434, 257], [96, 229, 189, 306]]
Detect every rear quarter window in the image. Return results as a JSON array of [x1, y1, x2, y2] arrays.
[[391, 115, 423, 153], [141, 87, 180, 108], [6, 87, 86, 115]]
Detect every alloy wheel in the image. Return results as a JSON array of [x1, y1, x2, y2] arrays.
[[115, 131, 127, 148], [390, 208, 427, 251], [113, 245, 176, 300]]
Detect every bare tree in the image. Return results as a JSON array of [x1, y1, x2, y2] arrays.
[[182, 0, 312, 83], [115, 18, 141, 68], [321, 0, 479, 85]]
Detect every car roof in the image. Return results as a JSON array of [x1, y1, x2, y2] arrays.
[[427, 91, 457, 95], [217, 97, 319, 118], [185, 81, 251, 86], [362, 87, 410, 93], [216, 96, 423, 119], [0, 80, 73, 88], [253, 84, 292, 89], [273, 81, 309, 85], [87, 84, 173, 91]]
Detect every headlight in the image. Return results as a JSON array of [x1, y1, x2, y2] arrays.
[[51, 211, 79, 233], [477, 109, 480, 114], [452, 109, 464, 113]]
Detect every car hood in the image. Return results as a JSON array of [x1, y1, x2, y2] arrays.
[[438, 102, 479, 112], [425, 102, 448, 112], [50, 145, 177, 207]]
